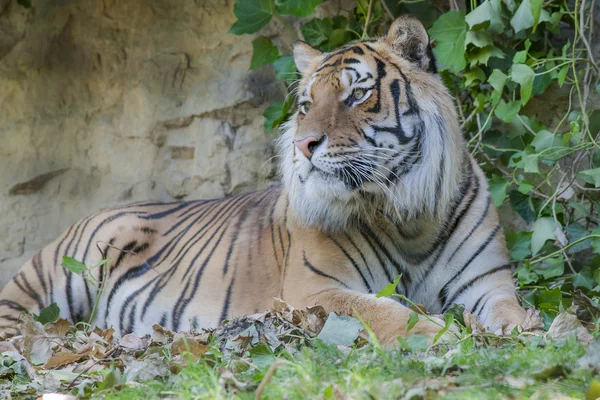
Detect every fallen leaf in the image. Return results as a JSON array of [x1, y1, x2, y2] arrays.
[[171, 336, 209, 358], [546, 308, 594, 344], [316, 313, 363, 346], [44, 352, 83, 369], [119, 333, 145, 350]]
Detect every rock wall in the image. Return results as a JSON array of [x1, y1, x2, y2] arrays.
[[0, 0, 286, 287]]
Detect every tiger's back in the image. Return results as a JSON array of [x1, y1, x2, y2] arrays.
[[0, 187, 287, 335]]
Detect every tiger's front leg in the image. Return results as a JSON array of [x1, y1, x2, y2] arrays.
[[306, 288, 447, 346]]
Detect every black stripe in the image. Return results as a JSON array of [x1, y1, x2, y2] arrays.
[[439, 224, 502, 308], [219, 277, 235, 322], [328, 236, 372, 292], [303, 252, 349, 288], [442, 264, 511, 312], [445, 195, 492, 265]]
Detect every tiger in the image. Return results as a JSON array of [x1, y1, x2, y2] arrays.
[[0, 16, 527, 346]]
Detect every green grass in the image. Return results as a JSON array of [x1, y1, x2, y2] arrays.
[[95, 335, 592, 399]]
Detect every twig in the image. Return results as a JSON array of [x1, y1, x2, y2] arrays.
[[362, 0, 375, 39], [254, 360, 285, 400], [380, 0, 394, 19]]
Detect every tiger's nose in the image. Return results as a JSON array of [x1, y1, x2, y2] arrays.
[[294, 135, 325, 159]]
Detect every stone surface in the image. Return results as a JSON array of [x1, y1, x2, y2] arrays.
[[0, 0, 285, 287]]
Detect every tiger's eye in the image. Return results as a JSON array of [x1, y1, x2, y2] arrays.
[[301, 102, 312, 114], [353, 88, 366, 100]]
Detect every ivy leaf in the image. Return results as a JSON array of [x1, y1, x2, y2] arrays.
[[522, 147, 539, 173], [250, 36, 279, 70], [573, 267, 595, 290], [465, 0, 504, 33], [565, 223, 590, 253], [468, 45, 505, 67], [61, 256, 88, 275], [511, 0, 534, 34], [406, 312, 419, 333], [511, 64, 535, 104], [488, 174, 509, 206], [230, 0, 274, 35], [428, 12, 467, 72], [264, 100, 291, 132], [531, 217, 557, 256], [17, 0, 32, 7], [273, 55, 297, 84], [275, 0, 324, 17], [465, 31, 493, 48], [577, 168, 600, 187], [495, 100, 521, 123], [34, 303, 61, 325], [301, 18, 333, 47], [530, 0, 544, 32], [509, 190, 536, 223], [488, 69, 508, 93], [463, 68, 486, 87], [506, 231, 532, 261], [532, 255, 564, 279], [376, 275, 402, 298], [316, 313, 363, 346]]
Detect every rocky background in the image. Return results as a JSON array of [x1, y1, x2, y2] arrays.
[[0, 0, 289, 286]]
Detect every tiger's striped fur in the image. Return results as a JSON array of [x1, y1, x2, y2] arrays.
[[0, 16, 526, 344]]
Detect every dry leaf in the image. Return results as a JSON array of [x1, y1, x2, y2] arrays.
[[171, 337, 209, 359], [44, 352, 83, 369], [119, 333, 145, 350], [547, 308, 594, 345]]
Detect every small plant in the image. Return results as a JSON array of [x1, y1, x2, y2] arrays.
[[61, 256, 110, 328]]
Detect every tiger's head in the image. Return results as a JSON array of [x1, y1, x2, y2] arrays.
[[279, 16, 466, 231]]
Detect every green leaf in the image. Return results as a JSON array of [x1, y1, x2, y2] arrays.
[[273, 55, 297, 84], [376, 275, 402, 298], [406, 311, 419, 333], [465, 0, 504, 33], [537, 287, 562, 310], [518, 264, 539, 285], [275, 0, 324, 17], [488, 174, 509, 206], [530, 0, 544, 31], [573, 267, 595, 290], [428, 12, 467, 72], [61, 256, 88, 275], [531, 217, 556, 256], [511, 64, 535, 104], [301, 18, 333, 47], [509, 190, 536, 223], [444, 303, 466, 326], [565, 223, 590, 253], [511, 0, 534, 34], [17, 0, 32, 8], [465, 31, 493, 48], [250, 36, 279, 70], [34, 303, 61, 324], [522, 147, 539, 174], [506, 231, 532, 261], [469, 45, 505, 67], [230, 0, 274, 35], [531, 130, 567, 161], [249, 343, 275, 369], [463, 68, 486, 87], [557, 65, 568, 87], [263, 101, 290, 132], [495, 100, 521, 123], [578, 168, 600, 187], [488, 69, 508, 93], [513, 50, 527, 64], [532, 255, 564, 279], [316, 313, 363, 346]]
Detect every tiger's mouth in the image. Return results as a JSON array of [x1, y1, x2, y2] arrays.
[[307, 163, 371, 190]]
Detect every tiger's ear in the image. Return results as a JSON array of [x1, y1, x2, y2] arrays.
[[385, 15, 437, 73], [293, 40, 324, 76]]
